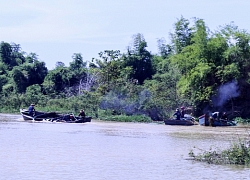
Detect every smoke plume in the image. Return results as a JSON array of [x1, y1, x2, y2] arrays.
[[212, 80, 240, 107]]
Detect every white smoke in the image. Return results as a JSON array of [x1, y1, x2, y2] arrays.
[[212, 80, 239, 107]]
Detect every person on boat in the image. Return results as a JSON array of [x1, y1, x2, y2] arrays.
[[221, 112, 228, 120], [209, 116, 214, 126], [78, 109, 86, 119], [28, 104, 35, 117], [173, 108, 181, 120], [69, 114, 76, 121], [212, 112, 219, 120], [180, 106, 185, 118]]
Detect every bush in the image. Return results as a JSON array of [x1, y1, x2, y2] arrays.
[[234, 117, 250, 124], [189, 141, 250, 165]]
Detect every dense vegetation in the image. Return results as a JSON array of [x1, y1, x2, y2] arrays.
[[1, 17, 250, 122], [189, 140, 250, 165]]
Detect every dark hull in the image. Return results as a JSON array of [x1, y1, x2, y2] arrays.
[[20, 109, 91, 123], [54, 116, 92, 123], [164, 119, 195, 126], [198, 114, 236, 126], [20, 109, 62, 121]]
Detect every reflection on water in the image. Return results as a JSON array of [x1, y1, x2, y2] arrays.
[[0, 114, 249, 180]]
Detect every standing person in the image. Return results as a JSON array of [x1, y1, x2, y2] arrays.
[[212, 112, 219, 121], [210, 111, 219, 126], [173, 108, 181, 120], [221, 112, 228, 120], [78, 109, 86, 119], [180, 106, 185, 118], [28, 104, 35, 117]]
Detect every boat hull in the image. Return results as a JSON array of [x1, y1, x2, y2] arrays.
[[198, 114, 236, 126], [164, 119, 195, 126], [164, 114, 196, 126], [20, 109, 50, 121], [20, 109, 91, 123]]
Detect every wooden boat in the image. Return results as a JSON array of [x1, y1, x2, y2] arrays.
[[198, 114, 236, 126], [164, 119, 195, 126], [20, 109, 62, 121], [20, 109, 91, 123], [53, 114, 92, 123], [164, 114, 196, 126]]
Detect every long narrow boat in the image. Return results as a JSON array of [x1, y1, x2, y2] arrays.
[[20, 109, 62, 121], [20, 109, 91, 123], [164, 114, 196, 126], [164, 119, 195, 126], [198, 114, 236, 126]]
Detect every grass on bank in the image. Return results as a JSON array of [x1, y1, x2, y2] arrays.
[[98, 114, 152, 123], [97, 109, 153, 122], [234, 117, 250, 124], [189, 140, 250, 165]]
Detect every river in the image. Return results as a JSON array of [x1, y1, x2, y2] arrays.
[[0, 114, 249, 180]]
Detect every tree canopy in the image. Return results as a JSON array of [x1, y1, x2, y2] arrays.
[[1, 17, 250, 119]]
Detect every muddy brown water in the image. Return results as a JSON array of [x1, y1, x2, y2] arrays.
[[0, 114, 249, 180]]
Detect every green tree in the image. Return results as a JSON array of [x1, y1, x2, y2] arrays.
[[91, 50, 125, 94], [69, 53, 87, 71], [0, 42, 18, 69], [170, 16, 193, 54], [157, 38, 173, 59], [11, 66, 28, 93], [43, 66, 70, 95], [170, 18, 211, 113], [123, 33, 154, 84], [24, 84, 43, 105], [26, 52, 39, 64], [55, 61, 65, 68], [143, 58, 182, 120]]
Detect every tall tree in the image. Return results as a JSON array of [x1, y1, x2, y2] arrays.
[[11, 66, 28, 93], [170, 18, 211, 113], [157, 38, 173, 59], [26, 52, 39, 64], [70, 53, 86, 71], [55, 61, 65, 68], [0, 42, 18, 68], [43, 66, 70, 94], [170, 16, 193, 54], [92, 50, 124, 94], [123, 33, 154, 84]]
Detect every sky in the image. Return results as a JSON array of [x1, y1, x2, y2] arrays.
[[1, 0, 250, 70]]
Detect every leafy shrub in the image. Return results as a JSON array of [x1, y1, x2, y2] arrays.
[[189, 141, 250, 165], [234, 117, 250, 124], [98, 114, 152, 123]]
